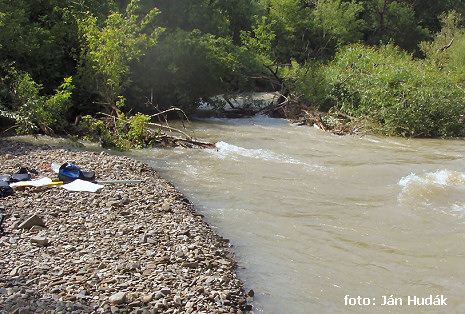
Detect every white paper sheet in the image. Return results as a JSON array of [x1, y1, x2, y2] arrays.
[[61, 179, 103, 192]]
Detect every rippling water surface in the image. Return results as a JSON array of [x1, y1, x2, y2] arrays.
[[129, 117, 465, 313]]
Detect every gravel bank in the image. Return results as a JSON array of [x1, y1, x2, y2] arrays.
[[0, 139, 251, 313]]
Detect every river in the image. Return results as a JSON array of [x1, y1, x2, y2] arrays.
[[122, 116, 465, 313]]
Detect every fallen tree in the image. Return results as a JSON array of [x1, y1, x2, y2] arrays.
[[78, 108, 215, 150]]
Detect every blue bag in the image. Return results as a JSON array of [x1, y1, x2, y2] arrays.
[[58, 163, 95, 182]]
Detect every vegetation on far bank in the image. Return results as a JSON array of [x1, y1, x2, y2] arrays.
[[1, 0, 465, 148]]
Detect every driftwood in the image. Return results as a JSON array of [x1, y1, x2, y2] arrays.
[[300, 109, 363, 136], [256, 94, 289, 116], [154, 134, 216, 149]]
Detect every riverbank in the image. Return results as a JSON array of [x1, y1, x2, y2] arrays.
[[0, 139, 251, 313]]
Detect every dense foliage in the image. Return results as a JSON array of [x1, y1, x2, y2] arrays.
[[295, 43, 465, 137], [1, 0, 465, 144]]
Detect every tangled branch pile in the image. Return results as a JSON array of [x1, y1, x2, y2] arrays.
[[79, 108, 215, 150]]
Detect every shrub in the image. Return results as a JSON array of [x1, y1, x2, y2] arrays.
[[297, 43, 465, 137], [80, 113, 159, 150], [1, 68, 73, 134]]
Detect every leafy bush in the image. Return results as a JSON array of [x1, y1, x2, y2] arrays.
[[295, 43, 465, 137], [80, 113, 159, 149], [420, 11, 465, 83], [283, 61, 332, 111], [1, 68, 73, 134]]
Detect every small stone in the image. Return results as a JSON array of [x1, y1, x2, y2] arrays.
[[76, 290, 87, 298], [160, 287, 171, 295], [16, 201, 26, 208], [161, 202, 171, 212], [146, 263, 157, 269], [31, 236, 49, 247], [141, 232, 148, 243], [10, 267, 20, 276], [30, 225, 46, 233], [17, 308, 29, 314], [18, 214, 45, 229], [182, 261, 199, 268], [247, 289, 255, 297], [107, 200, 121, 208], [128, 301, 142, 307], [155, 255, 170, 264], [242, 304, 253, 311], [154, 291, 164, 300], [121, 197, 130, 205], [141, 294, 153, 303], [109, 292, 127, 305]]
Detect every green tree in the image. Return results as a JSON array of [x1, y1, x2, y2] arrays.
[[0, 0, 79, 93], [77, 0, 163, 113], [134, 0, 230, 37], [256, 0, 366, 62], [312, 0, 365, 52], [407, 0, 465, 33], [259, 0, 316, 62], [129, 29, 260, 112], [362, 0, 430, 51]]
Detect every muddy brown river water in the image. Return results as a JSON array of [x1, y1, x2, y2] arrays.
[[25, 116, 465, 313]]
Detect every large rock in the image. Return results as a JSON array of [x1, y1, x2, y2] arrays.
[[18, 214, 45, 229]]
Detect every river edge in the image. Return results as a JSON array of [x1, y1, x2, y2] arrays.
[[0, 139, 252, 313]]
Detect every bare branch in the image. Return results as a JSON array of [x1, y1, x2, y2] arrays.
[[147, 122, 192, 140], [437, 38, 454, 53]]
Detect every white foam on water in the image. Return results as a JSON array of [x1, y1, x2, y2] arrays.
[[451, 203, 465, 216], [398, 170, 465, 217], [211, 141, 326, 173], [399, 169, 465, 190]]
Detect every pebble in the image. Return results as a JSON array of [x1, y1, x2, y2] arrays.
[[161, 202, 171, 212], [0, 139, 251, 313], [109, 292, 127, 305], [141, 294, 153, 303], [30, 235, 49, 247]]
